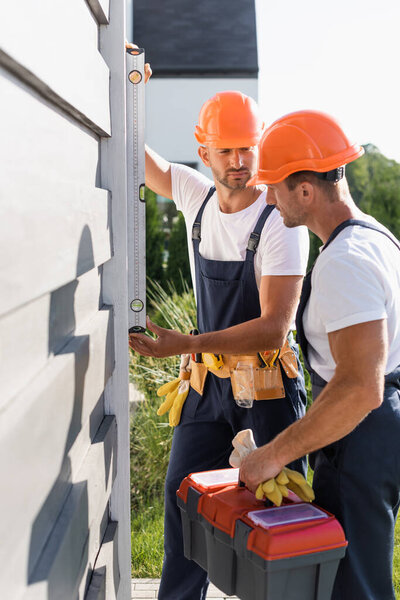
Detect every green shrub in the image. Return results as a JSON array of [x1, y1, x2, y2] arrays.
[[166, 213, 192, 293], [145, 188, 165, 289]]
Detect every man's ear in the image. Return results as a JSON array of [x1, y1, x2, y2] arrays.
[[198, 146, 210, 167], [299, 181, 314, 204]]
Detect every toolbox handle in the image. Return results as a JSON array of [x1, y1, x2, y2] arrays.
[[238, 479, 273, 508]]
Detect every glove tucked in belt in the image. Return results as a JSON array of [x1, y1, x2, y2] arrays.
[[157, 354, 191, 427]]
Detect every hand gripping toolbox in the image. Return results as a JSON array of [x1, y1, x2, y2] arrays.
[[177, 468, 347, 600]]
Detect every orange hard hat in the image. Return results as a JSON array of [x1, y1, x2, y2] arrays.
[[247, 110, 364, 185], [194, 91, 263, 148]]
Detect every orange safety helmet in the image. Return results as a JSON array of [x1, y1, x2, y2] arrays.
[[194, 91, 263, 148], [247, 110, 364, 185]]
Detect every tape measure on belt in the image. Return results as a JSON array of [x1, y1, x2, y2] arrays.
[[202, 353, 224, 370]]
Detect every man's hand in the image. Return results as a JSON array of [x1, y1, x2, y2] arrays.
[[129, 316, 191, 358], [125, 42, 152, 83], [239, 443, 284, 493]]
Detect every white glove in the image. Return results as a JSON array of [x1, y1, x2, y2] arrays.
[[229, 429, 257, 468]]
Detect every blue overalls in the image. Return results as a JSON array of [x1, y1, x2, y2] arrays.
[[296, 219, 400, 600], [158, 187, 307, 600]]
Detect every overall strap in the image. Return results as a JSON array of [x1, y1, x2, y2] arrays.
[[323, 219, 400, 252], [192, 186, 216, 246], [245, 204, 275, 261], [296, 219, 400, 377]]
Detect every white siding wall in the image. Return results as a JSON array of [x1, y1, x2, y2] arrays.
[[145, 77, 258, 175], [0, 1, 130, 598]]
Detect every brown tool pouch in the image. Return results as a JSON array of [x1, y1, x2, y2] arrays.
[[229, 359, 285, 401], [190, 340, 298, 400], [252, 340, 298, 399], [253, 365, 285, 400], [225, 340, 298, 401], [190, 361, 208, 396]]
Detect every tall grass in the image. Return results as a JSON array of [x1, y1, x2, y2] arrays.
[[395, 524, 400, 599], [130, 279, 196, 511]]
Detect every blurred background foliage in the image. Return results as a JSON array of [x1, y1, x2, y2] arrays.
[[307, 144, 400, 268]]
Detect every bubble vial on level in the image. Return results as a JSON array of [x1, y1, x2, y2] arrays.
[[130, 299, 144, 312], [128, 70, 142, 85]]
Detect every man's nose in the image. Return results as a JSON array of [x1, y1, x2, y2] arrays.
[[266, 187, 276, 205], [230, 149, 244, 169]]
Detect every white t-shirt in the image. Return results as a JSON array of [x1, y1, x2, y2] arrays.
[[303, 218, 400, 381], [171, 163, 309, 301]]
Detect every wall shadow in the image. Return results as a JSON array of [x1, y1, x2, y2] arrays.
[[27, 225, 97, 597]]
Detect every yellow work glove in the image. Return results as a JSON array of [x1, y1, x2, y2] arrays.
[[256, 478, 285, 506], [156, 354, 191, 427], [255, 467, 314, 507], [157, 377, 180, 413], [281, 467, 315, 503]]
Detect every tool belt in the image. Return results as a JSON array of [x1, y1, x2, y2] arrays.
[[190, 339, 298, 401]]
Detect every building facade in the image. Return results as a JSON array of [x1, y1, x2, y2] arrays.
[[0, 1, 131, 597]]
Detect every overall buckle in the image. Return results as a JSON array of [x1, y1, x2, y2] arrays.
[[247, 232, 260, 253]]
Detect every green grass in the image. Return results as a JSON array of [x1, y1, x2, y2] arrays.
[[395, 521, 400, 598], [131, 497, 165, 577]]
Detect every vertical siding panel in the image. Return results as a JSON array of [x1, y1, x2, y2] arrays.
[[85, 522, 120, 599], [0, 0, 130, 597]]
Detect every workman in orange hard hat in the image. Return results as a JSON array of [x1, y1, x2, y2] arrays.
[[239, 110, 400, 600], [129, 60, 310, 600]]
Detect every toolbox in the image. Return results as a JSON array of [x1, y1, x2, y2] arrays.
[[177, 468, 347, 600]]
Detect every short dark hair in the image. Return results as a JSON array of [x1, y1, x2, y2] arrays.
[[285, 171, 339, 202]]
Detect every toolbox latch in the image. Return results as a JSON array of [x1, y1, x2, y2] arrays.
[[233, 519, 252, 558], [186, 486, 202, 521]]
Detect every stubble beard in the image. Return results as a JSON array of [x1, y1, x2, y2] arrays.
[[212, 169, 252, 191], [280, 209, 306, 228], [281, 214, 297, 228]]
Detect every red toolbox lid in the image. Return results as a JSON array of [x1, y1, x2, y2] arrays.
[[177, 468, 239, 504], [199, 486, 265, 537], [244, 503, 347, 560]]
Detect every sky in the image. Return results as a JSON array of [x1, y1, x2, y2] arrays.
[[255, 0, 400, 163]]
